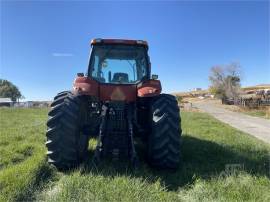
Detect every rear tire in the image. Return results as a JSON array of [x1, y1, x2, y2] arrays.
[[148, 94, 182, 169], [46, 91, 89, 170]]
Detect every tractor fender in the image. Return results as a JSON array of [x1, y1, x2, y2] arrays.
[[73, 76, 99, 96], [137, 80, 162, 97]]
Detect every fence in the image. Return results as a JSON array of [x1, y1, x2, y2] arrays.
[[234, 97, 270, 108]]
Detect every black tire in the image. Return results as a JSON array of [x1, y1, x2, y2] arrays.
[[46, 91, 89, 170], [148, 94, 182, 169]]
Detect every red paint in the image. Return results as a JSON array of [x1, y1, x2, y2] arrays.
[[73, 77, 99, 96], [99, 84, 137, 102], [73, 76, 161, 101], [137, 80, 162, 97]]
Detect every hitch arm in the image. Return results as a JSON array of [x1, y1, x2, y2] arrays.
[[93, 105, 108, 165], [127, 107, 139, 168]]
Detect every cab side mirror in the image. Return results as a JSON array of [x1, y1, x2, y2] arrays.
[[77, 72, 84, 77], [152, 74, 158, 80]]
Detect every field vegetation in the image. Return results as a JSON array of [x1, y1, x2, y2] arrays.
[[0, 108, 270, 201], [240, 106, 270, 119]]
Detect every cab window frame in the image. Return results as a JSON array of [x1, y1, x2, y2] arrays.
[[87, 44, 150, 84]]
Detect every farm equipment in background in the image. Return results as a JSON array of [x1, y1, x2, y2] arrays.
[[46, 39, 182, 170]]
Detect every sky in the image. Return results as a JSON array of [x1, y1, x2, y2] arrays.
[[1, 0, 269, 101]]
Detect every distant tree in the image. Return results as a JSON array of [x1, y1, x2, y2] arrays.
[[0, 79, 22, 102], [175, 95, 183, 103], [209, 62, 241, 100]]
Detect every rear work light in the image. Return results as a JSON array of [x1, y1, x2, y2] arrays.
[[136, 40, 148, 46], [91, 38, 102, 44], [136, 40, 144, 44]]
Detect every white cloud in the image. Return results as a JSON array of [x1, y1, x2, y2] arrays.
[[52, 53, 74, 57]]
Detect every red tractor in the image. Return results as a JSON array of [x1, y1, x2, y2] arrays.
[[46, 39, 182, 169]]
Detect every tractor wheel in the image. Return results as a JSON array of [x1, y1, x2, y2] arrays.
[[148, 94, 182, 169], [46, 91, 89, 170]]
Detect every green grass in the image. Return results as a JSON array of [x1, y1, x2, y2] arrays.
[[0, 108, 55, 201], [0, 108, 270, 202]]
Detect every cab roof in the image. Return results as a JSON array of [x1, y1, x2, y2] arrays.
[[91, 38, 148, 49]]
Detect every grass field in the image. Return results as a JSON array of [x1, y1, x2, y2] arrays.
[[0, 108, 270, 202]]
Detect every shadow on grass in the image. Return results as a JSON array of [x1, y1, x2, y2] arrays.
[[81, 134, 270, 191]]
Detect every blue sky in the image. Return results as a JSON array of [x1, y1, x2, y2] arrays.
[[1, 1, 269, 100]]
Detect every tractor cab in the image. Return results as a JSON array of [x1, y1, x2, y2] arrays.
[[73, 39, 161, 102], [88, 39, 150, 84]]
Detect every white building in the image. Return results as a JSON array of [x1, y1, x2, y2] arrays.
[[0, 98, 13, 107]]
